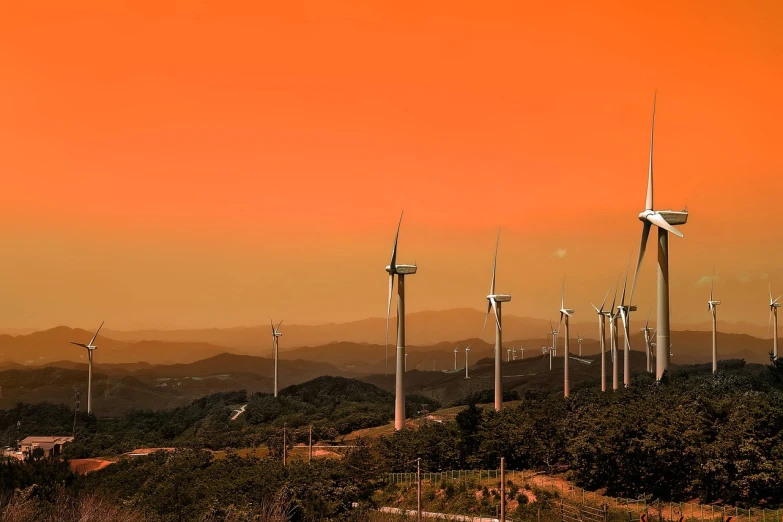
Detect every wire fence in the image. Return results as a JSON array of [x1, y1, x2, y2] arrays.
[[386, 469, 783, 522]]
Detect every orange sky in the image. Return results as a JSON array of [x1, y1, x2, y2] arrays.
[[0, 1, 781, 330]]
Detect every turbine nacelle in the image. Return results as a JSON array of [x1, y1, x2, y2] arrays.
[[488, 294, 512, 303], [387, 264, 418, 275]]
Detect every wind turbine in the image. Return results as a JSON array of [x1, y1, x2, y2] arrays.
[[405, 353, 408, 372], [629, 92, 689, 381], [707, 269, 721, 373], [270, 320, 283, 397], [70, 321, 103, 414], [768, 284, 781, 360], [558, 279, 575, 398], [641, 309, 654, 373], [453, 345, 460, 370], [481, 229, 511, 412], [464, 345, 471, 379], [607, 279, 621, 391], [520, 347, 525, 360], [512, 346, 517, 361], [591, 287, 612, 392], [617, 257, 637, 388], [549, 320, 559, 357], [385, 212, 418, 431], [577, 332, 583, 357]]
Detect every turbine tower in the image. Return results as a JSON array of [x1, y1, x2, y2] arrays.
[[270, 320, 283, 397], [577, 332, 583, 357], [591, 287, 612, 392], [769, 284, 781, 360], [558, 279, 575, 398], [707, 269, 721, 373], [629, 92, 688, 381], [453, 345, 460, 370], [464, 345, 471, 379], [385, 212, 418, 431], [481, 229, 511, 412], [607, 281, 621, 390], [549, 320, 559, 357], [617, 259, 637, 388], [70, 321, 103, 414]]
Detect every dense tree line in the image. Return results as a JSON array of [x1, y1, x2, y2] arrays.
[[0, 377, 440, 458], [366, 360, 783, 507]]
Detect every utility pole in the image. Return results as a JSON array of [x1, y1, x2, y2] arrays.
[[416, 458, 422, 521], [500, 457, 506, 522], [282, 423, 287, 466], [308, 425, 313, 464]]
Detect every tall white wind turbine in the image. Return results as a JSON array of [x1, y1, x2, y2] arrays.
[[270, 320, 283, 397], [707, 269, 721, 373], [617, 259, 637, 388], [464, 344, 471, 379], [629, 92, 688, 381], [769, 284, 781, 360], [70, 321, 103, 414], [558, 279, 575, 398], [608, 280, 621, 391], [385, 212, 418, 430], [453, 345, 460, 371], [549, 320, 559, 357], [591, 287, 612, 392], [481, 229, 511, 412], [577, 332, 583, 357]]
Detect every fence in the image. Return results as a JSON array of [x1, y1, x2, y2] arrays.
[[386, 469, 783, 522]]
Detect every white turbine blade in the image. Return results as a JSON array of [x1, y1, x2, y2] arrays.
[[591, 302, 600, 314], [276, 320, 283, 332], [561, 276, 565, 310], [599, 286, 611, 312], [270, 320, 275, 336], [610, 273, 621, 311], [490, 228, 500, 295], [710, 267, 715, 302], [89, 321, 104, 346], [620, 254, 632, 307], [491, 298, 501, 331], [629, 223, 650, 305], [386, 274, 394, 355], [776, 296, 783, 305], [70, 342, 88, 349], [769, 283, 773, 305], [390, 211, 403, 269], [481, 301, 492, 339], [646, 91, 657, 211], [647, 213, 683, 238], [620, 311, 632, 351]]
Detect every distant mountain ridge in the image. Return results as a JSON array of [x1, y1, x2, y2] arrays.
[[91, 308, 769, 353]]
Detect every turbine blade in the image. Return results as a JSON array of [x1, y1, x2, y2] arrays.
[[647, 213, 683, 238], [599, 286, 611, 312], [710, 267, 715, 301], [70, 342, 88, 349], [610, 273, 621, 311], [390, 211, 403, 269], [621, 312, 632, 351], [646, 91, 657, 211], [491, 298, 501, 332], [481, 301, 492, 339], [591, 302, 600, 314], [386, 274, 394, 356], [620, 254, 632, 307], [89, 321, 104, 347], [271, 320, 275, 336], [276, 320, 283, 332], [490, 228, 500, 296], [561, 276, 565, 310], [629, 222, 651, 305], [770, 283, 773, 305]]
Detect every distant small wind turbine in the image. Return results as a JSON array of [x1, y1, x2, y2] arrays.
[[270, 320, 283, 397], [549, 320, 559, 357], [385, 212, 418, 430], [481, 229, 511, 412], [558, 278, 575, 398], [768, 284, 782, 361], [464, 345, 471, 379], [70, 321, 104, 414], [617, 257, 637, 388], [707, 269, 721, 373], [453, 345, 460, 370], [591, 286, 612, 392], [641, 309, 654, 373], [577, 332, 583, 357]]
